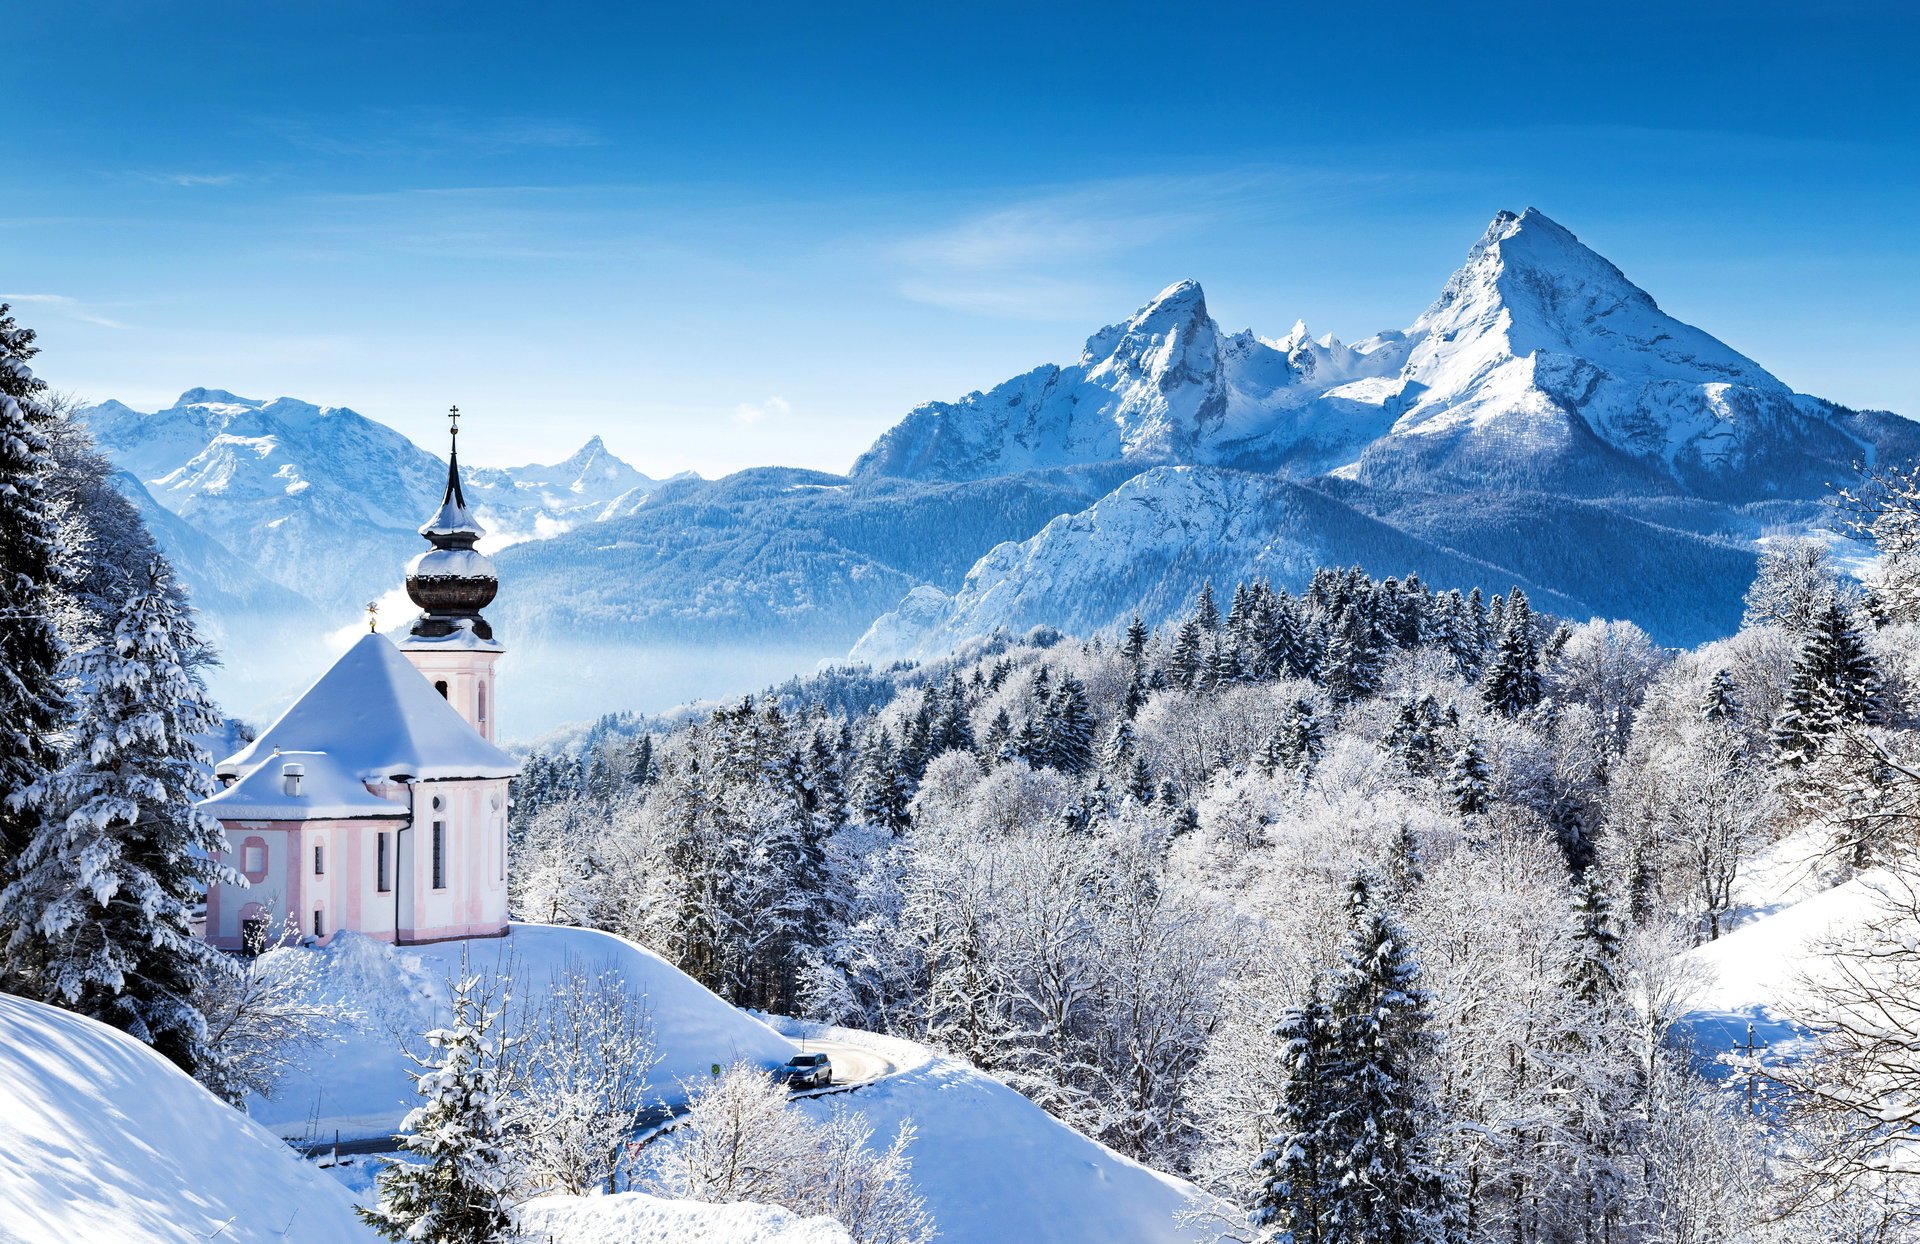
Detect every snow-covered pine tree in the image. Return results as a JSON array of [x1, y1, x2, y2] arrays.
[[1168, 618, 1206, 689], [1249, 991, 1337, 1244], [1773, 597, 1883, 763], [1321, 605, 1380, 705], [1699, 667, 1739, 724], [1481, 592, 1543, 718], [1318, 875, 1456, 1244], [1445, 737, 1491, 818], [361, 967, 521, 1243], [1280, 698, 1324, 775], [0, 304, 67, 874], [1193, 579, 1221, 633], [855, 727, 912, 834], [1045, 675, 1096, 775], [0, 558, 235, 1073]]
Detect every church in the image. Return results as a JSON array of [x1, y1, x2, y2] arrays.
[[200, 412, 518, 949]]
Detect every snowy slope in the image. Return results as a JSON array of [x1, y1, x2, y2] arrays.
[[253, 924, 798, 1141], [769, 1021, 1217, 1244], [0, 993, 375, 1244], [853, 465, 1590, 662]]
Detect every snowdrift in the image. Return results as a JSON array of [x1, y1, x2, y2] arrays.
[[254, 923, 799, 1141], [0, 992, 375, 1244]]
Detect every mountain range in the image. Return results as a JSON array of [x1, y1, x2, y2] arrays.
[[81, 209, 1917, 734]]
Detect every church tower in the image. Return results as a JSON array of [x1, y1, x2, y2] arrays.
[[398, 406, 503, 742]]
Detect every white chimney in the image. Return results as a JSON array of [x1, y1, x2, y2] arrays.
[[281, 762, 305, 797]]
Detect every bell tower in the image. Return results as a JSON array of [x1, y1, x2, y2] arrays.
[[397, 405, 504, 742]]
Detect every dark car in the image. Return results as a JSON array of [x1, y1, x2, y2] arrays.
[[774, 1052, 832, 1090]]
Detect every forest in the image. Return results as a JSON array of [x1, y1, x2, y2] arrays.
[[512, 507, 1920, 1242]]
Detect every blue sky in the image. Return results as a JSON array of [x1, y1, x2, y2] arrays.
[[6, 1, 1916, 476]]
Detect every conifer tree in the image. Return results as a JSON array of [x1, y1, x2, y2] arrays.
[[0, 304, 67, 873], [0, 559, 234, 1073], [1321, 605, 1380, 705], [1045, 675, 1096, 775], [1699, 667, 1739, 724], [1481, 590, 1543, 718], [361, 968, 520, 1243], [1127, 756, 1156, 805], [1193, 579, 1221, 633], [1773, 598, 1883, 763], [982, 707, 1013, 762], [1446, 737, 1491, 817], [856, 728, 911, 834], [1317, 876, 1456, 1244], [1168, 619, 1206, 689], [1249, 991, 1337, 1244], [1280, 698, 1325, 775], [1122, 613, 1149, 667]]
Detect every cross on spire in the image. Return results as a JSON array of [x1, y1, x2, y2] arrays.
[[449, 403, 460, 440]]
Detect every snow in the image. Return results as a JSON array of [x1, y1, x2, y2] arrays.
[[202, 748, 406, 821], [766, 1019, 1218, 1244], [218, 632, 518, 782], [404, 545, 499, 580], [518, 1192, 853, 1243], [252, 924, 799, 1142], [0, 993, 375, 1244]]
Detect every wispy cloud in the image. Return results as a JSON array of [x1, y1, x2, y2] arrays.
[[734, 395, 791, 425], [0, 293, 129, 329], [882, 167, 1384, 319]]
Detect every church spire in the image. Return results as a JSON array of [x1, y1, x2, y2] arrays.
[[405, 404, 499, 641], [421, 404, 482, 543]]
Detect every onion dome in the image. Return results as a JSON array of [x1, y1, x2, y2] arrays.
[[405, 406, 499, 641]]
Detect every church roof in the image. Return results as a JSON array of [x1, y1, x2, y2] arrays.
[[217, 633, 518, 783], [201, 750, 406, 821]]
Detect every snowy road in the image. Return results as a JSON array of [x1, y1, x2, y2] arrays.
[[302, 1035, 901, 1161]]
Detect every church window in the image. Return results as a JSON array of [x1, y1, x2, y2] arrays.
[[435, 680, 449, 699], [314, 844, 325, 875], [313, 909, 325, 938], [432, 821, 446, 889], [377, 832, 391, 892], [242, 841, 266, 875], [478, 682, 488, 724], [497, 819, 505, 882]]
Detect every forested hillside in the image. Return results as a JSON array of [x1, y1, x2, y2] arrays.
[[511, 487, 1920, 1239]]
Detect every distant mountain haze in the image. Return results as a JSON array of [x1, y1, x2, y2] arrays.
[[80, 209, 1914, 734]]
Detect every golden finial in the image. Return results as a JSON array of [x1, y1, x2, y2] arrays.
[[366, 600, 379, 633]]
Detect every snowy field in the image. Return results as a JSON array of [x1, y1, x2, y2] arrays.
[[255, 922, 798, 1142]]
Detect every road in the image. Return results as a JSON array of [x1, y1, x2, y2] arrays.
[[301, 1036, 900, 1162]]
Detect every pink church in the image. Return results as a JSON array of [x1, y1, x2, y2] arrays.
[[201, 414, 518, 949]]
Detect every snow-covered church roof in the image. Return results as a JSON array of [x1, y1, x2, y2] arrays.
[[201, 750, 406, 821], [216, 633, 518, 784]]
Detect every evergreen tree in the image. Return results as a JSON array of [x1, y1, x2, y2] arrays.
[[1044, 675, 1096, 775], [624, 733, 656, 786], [1445, 737, 1491, 817], [1122, 613, 1149, 667], [1699, 667, 1739, 724], [361, 968, 520, 1243], [856, 728, 912, 835], [1280, 698, 1325, 775], [1569, 874, 1621, 1007], [1193, 579, 1221, 633], [0, 304, 67, 873], [1098, 719, 1136, 774], [1317, 876, 1456, 1244], [1321, 606, 1381, 705], [1480, 591, 1543, 718], [0, 559, 234, 1073], [982, 707, 1013, 762], [1168, 619, 1206, 689], [1126, 756, 1156, 805], [1773, 598, 1883, 762], [1249, 991, 1337, 1244]]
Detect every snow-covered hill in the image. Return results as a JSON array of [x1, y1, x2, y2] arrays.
[[0, 992, 375, 1243], [253, 923, 799, 1141]]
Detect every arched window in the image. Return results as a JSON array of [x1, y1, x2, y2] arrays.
[[239, 836, 269, 883], [477, 681, 488, 725], [434, 680, 449, 699]]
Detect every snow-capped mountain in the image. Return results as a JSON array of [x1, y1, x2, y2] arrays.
[[847, 208, 1917, 664], [81, 389, 673, 615], [856, 209, 1914, 497]]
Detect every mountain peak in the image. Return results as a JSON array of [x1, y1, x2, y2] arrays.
[[173, 387, 258, 409]]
